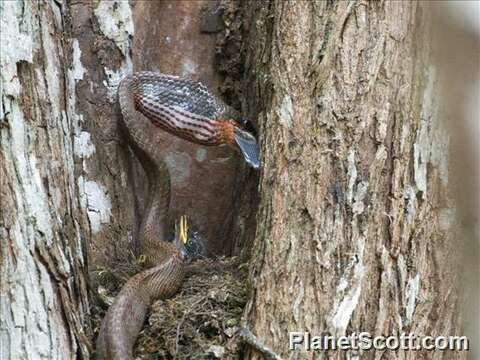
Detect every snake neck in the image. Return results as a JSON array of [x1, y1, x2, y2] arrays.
[[118, 74, 171, 256], [96, 74, 186, 360], [135, 147, 171, 261]]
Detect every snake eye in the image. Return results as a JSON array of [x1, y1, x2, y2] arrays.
[[240, 118, 257, 137], [236, 118, 258, 137]]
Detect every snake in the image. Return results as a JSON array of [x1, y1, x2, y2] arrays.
[[96, 72, 259, 359]]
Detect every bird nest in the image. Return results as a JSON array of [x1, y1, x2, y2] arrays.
[[93, 257, 248, 359]]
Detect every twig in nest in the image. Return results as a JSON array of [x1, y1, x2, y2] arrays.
[[239, 326, 283, 360], [174, 311, 187, 357], [184, 257, 240, 276], [174, 296, 205, 356]]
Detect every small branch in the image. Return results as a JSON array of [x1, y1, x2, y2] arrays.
[[239, 326, 283, 360]]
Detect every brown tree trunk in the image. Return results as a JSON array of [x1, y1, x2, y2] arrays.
[[2, 1, 474, 359], [2, 0, 253, 358], [242, 1, 465, 359]]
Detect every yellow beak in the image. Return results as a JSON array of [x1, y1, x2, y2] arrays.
[[180, 215, 188, 244]]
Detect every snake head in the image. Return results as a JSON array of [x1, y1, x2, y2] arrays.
[[233, 125, 260, 169], [217, 119, 260, 169], [228, 117, 260, 169]]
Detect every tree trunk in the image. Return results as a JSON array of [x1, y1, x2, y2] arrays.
[[1, 1, 92, 358], [243, 1, 465, 359], [1, 0, 254, 358], [1, 1, 473, 359], [1, 0, 147, 357]]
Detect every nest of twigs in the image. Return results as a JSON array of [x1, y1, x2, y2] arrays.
[[92, 257, 248, 359]]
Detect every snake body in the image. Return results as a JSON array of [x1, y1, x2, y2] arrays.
[[131, 72, 260, 168], [96, 72, 259, 359], [96, 73, 185, 359]]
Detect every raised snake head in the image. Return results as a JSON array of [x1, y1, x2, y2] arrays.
[[233, 125, 260, 169]]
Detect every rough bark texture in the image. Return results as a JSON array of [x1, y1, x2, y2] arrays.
[[2, 0, 254, 358], [131, 0, 248, 255], [1, 1, 92, 358], [2, 1, 473, 359], [1, 0, 138, 358], [243, 1, 464, 359]]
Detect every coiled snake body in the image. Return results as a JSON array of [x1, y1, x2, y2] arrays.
[[96, 72, 259, 359]]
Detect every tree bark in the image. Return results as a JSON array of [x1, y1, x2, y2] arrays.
[[243, 1, 464, 359], [1, 0, 144, 357], [1, 1, 473, 359], [1, 1, 92, 358], [1, 0, 254, 358]]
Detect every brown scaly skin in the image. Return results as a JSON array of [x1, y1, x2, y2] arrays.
[[129, 71, 260, 168], [96, 75, 185, 360]]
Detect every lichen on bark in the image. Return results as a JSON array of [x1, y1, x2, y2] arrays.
[[242, 2, 464, 359]]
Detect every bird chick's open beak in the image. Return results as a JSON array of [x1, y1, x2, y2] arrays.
[[174, 215, 189, 260], [233, 126, 260, 169], [179, 215, 188, 245]]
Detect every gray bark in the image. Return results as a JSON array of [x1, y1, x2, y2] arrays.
[[1, 1, 474, 359], [1, 1, 136, 358], [1, 1, 92, 358], [242, 1, 466, 359], [1, 0, 251, 358]]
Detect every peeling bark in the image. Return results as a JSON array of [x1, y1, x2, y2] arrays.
[[2, 0, 255, 358], [1, 1, 472, 359], [1, 1, 91, 358], [243, 2, 464, 359]]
